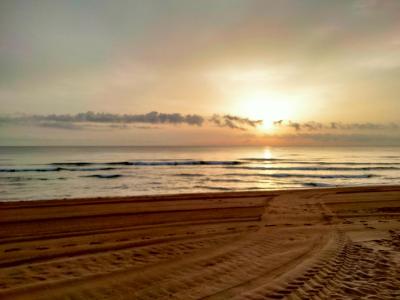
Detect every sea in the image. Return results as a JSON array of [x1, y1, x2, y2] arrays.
[[0, 146, 399, 201]]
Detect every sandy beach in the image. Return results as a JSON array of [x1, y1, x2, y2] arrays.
[[0, 185, 399, 299]]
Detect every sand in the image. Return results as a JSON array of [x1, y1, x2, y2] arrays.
[[0, 185, 399, 299]]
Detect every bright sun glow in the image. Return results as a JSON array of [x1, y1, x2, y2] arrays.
[[235, 89, 295, 131], [212, 67, 313, 132]]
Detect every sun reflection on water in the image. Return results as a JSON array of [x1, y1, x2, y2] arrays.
[[263, 148, 273, 160]]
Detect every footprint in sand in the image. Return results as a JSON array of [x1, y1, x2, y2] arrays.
[[4, 248, 21, 252], [116, 238, 129, 242], [89, 241, 102, 245], [35, 246, 49, 250]]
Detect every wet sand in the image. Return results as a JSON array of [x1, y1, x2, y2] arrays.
[[1, 185, 399, 299]]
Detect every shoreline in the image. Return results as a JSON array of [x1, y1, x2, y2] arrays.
[[2, 184, 399, 204], [1, 185, 399, 299]]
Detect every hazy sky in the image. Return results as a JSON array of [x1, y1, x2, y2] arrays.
[[1, 0, 399, 145]]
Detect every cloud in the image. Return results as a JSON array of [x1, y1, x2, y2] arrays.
[[274, 120, 400, 131], [0, 111, 262, 131], [1, 111, 204, 128], [209, 114, 263, 130], [329, 122, 400, 130], [2, 114, 398, 135], [28, 111, 205, 126]]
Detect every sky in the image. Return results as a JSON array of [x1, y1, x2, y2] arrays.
[[0, 0, 399, 146]]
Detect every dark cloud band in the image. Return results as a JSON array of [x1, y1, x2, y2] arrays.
[[209, 114, 263, 130], [273, 120, 400, 131], [0, 111, 262, 131]]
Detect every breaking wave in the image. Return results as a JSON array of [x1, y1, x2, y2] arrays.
[[222, 173, 377, 179], [174, 173, 206, 177], [53, 160, 243, 166], [226, 166, 398, 171], [0, 160, 243, 173], [243, 160, 400, 166], [0, 167, 119, 172], [302, 182, 336, 187], [82, 174, 123, 179]]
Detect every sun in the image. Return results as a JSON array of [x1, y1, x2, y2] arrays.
[[235, 89, 295, 131], [212, 67, 306, 131]]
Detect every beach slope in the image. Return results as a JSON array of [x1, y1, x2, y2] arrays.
[[1, 185, 399, 299]]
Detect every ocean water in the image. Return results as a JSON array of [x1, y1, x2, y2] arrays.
[[0, 146, 399, 201]]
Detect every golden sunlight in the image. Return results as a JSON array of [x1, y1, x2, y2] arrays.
[[235, 89, 295, 131]]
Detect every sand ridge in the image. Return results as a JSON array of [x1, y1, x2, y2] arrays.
[[0, 186, 399, 299]]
